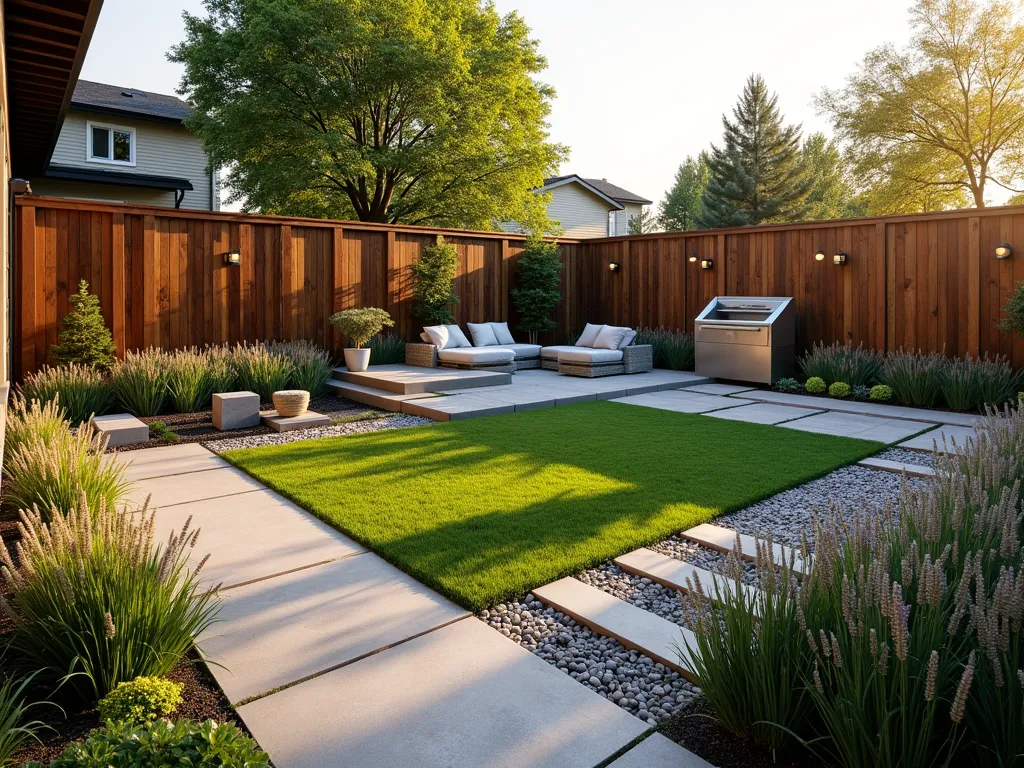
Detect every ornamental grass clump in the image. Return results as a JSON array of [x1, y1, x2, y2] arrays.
[[939, 355, 981, 412], [0, 670, 49, 768], [0, 496, 220, 706], [881, 349, 947, 408], [272, 340, 333, 397], [4, 393, 68, 465], [4, 425, 130, 517], [800, 342, 882, 387], [231, 342, 292, 402], [166, 347, 216, 413], [109, 349, 171, 417], [366, 333, 406, 365], [20, 363, 113, 426], [973, 354, 1019, 410], [634, 327, 695, 371]]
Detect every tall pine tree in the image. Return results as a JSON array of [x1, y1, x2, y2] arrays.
[[659, 152, 709, 231], [699, 75, 811, 228]]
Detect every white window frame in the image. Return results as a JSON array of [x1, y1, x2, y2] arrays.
[[608, 210, 616, 236], [86, 120, 136, 167]]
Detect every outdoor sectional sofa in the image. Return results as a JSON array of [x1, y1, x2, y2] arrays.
[[406, 321, 652, 377]]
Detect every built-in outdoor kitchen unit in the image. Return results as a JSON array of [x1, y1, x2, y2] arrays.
[[694, 297, 796, 384]]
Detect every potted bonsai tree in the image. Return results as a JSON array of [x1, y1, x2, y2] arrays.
[[330, 307, 395, 372]]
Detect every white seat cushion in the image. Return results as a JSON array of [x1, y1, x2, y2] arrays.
[[489, 322, 516, 345], [593, 325, 631, 350], [467, 322, 499, 347], [493, 343, 541, 358], [575, 323, 605, 347], [540, 345, 579, 360], [558, 348, 624, 364], [438, 348, 515, 364]]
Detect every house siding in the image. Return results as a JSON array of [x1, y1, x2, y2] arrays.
[[614, 203, 645, 235], [43, 110, 214, 210], [546, 183, 616, 238]]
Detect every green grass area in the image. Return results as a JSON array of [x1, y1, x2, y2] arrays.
[[223, 401, 882, 609]]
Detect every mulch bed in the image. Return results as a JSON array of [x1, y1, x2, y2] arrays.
[[658, 698, 819, 768], [112, 395, 379, 451]]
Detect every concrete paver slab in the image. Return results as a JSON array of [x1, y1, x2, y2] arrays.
[[611, 390, 752, 414], [705, 402, 822, 425], [110, 443, 230, 481], [898, 424, 982, 453], [614, 548, 759, 611], [154, 489, 365, 589], [261, 409, 332, 432], [337, 364, 511, 394], [857, 457, 936, 478], [779, 411, 934, 444], [126, 465, 267, 509], [681, 383, 757, 396], [200, 556, 469, 702], [683, 523, 808, 573], [91, 413, 148, 447], [237, 617, 648, 768], [740, 389, 982, 427], [608, 733, 714, 768]]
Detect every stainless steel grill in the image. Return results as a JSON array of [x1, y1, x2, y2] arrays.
[[694, 297, 796, 384]]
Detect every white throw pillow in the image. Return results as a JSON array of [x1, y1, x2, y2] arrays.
[[593, 325, 630, 350], [420, 332, 431, 343], [575, 323, 605, 348], [618, 329, 637, 349], [489, 322, 516, 345], [444, 324, 473, 348], [467, 322, 499, 347], [423, 325, 450, 349]]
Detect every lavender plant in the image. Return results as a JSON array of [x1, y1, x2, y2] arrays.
[[881, 349, 947, 408], [800, 342, 883, 387]]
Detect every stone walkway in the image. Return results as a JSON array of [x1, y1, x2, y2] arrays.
[[116, 443, 706, 768]]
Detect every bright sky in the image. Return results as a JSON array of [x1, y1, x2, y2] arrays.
[[80, 0, 919, 210]]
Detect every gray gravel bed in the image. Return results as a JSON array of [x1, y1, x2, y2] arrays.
[[650, 536, 759, 585], [874, 447, 936, 468], [480, 595, 700, 724], [206, 414, 433, 452]]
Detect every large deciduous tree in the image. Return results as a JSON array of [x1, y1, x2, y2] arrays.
[[659, 152, 709, 231], [171, 0, 567, 228], [818, 0, 1024, 210], [699, 75, 812, 228], [802, 133, 861, 220]]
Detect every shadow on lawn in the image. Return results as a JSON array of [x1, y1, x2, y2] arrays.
[[225, 401, 883, 609]]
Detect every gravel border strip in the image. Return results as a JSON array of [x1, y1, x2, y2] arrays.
[[206, 414, 434, 452]]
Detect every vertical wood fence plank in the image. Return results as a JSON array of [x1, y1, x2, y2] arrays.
[[967, 216, 981, 358], [142, 215, 156, 349], [111, 213, 126, 357]]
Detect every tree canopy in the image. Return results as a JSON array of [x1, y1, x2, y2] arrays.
[[659, 152, 709, 231], [818, 0, 1024, 210], [699, 75, 812, 228], [171, 0, 567, 228], [802, 133, 862, 220]]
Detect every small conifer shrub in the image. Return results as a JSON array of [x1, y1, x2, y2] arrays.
[[50, 280, 116, 370]]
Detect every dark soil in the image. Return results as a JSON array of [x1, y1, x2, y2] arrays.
[[658, 698, 820, 768], [112, 395, 380, 451]]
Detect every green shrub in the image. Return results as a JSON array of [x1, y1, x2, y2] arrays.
[[32, 719, 269, 768], [49, 280, 116, 371], [1, 497, 219, 706], [4, 392, 67, 465], [110, 349, 171, 417], [805, 376, 826, 394], [166, 348, 214, 413], [774, 377, 803, 394], [800, 342, 882, 387], [410, 236, 459, 326], [20, 363, 114, 426], [272, 341, 333, 397], [939, 355, 981, 412], [511, 237, 563, 344], [367, 333, 406, 365], [851, 384, 871, 401], [97, 677, 183, 726], [634, 327, 695, 370], [329, 308, 395, 350], [997, 279, 1024, 337], [148, 421, 178, 445], [881, 349, 947, 408], [0, 671, 49, 768], [869, 384, 893, 402], [5, 425, 131, 517], [231, 343, 293, 402], [827, 381, 851, 398]]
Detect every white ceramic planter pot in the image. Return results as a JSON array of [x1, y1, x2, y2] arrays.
[[344, 347, 371, 372]]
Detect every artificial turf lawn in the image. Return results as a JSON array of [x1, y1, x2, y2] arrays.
[[223, 401, 883, 610]]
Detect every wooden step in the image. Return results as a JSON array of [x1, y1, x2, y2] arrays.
[[857, 457, 936, 478], [532, 577, 698, 680], [682, 523, 809, 574], [614, 548, 760, 615]]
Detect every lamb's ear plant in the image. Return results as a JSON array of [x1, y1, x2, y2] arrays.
[[109, 349, 171, 417]]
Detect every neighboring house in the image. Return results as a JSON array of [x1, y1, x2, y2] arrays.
[[539, 175, 652, 238], [29, 80, 218, 210]]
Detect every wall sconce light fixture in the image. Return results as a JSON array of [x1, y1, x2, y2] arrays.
[[688, 253, 698, 263], [833, 252, 848, 266], [608, 261, 620, 272], [996, 243, 1014, 260], [224, 250, 241, 266], [815, 249, 826, 262], [700, 257, 714, 270]]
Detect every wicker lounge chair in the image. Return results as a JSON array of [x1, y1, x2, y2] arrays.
[[405, 343, 516, 373]]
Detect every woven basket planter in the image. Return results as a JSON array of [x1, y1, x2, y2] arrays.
[[272, 390, 310, 418]]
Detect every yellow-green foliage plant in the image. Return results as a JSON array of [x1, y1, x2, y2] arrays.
[[97, 677, 183, 726]]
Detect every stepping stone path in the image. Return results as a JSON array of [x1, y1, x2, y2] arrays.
[[899, 424, 982, 453], [682, 522, 809, 573], [857, 457, 937, 478]]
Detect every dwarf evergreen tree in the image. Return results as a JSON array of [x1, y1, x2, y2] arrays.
[[410, 237, 460, 325], [50, 280, 116, 370], [699, 75, 811, 228]]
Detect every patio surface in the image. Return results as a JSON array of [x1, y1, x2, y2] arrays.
[[119, 443, 703, 768]]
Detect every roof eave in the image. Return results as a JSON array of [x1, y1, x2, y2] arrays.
[[70, 102, 188, 125]]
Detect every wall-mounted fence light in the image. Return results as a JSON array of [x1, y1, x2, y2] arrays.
[[608, 261, 620, 272], [700, 257, 714, 270], [833, 252, 848, 266], [224, 250, 241, 266], [688, 253, 698, 263], [815, 249, 826, 262], [996, 243, 1014, 260]]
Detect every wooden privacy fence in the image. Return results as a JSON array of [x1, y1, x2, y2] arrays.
[[12, 196, 1024, 379]]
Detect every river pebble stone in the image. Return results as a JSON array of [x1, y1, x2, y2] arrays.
[[207, 414, 432, 452]]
